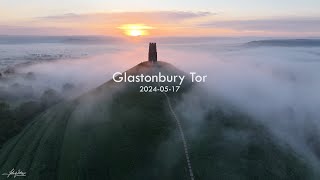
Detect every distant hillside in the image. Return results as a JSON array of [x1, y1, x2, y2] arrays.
[[0, 35, 120, 44], [245, 39, 320, 47], [0, 61, 318, 180]]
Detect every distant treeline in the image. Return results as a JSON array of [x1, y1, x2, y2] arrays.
[[245, 39, 320, 47]]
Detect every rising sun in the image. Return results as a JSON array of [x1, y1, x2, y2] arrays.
[[118, 24, 154, 37], [129, 29, 143, 37]]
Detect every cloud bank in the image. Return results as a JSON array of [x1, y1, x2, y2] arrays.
[[1, 11, 319, 36], [198, 17, 320, 35]]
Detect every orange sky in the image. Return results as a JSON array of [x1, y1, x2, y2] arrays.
[[0, 11, 319, 37]]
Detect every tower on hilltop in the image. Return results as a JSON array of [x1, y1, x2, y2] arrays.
[[148, 42, 157, 62]]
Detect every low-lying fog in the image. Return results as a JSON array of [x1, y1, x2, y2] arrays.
[[1, 37, 320, 169], [165, 42, 320, 170]]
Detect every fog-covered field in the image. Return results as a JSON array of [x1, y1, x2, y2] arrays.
[[1, 36, 320, 171]]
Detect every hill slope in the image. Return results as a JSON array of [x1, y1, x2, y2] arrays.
[[0, 61, 317, 180]]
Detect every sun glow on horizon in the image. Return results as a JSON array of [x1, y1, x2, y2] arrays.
[[128, 29, 143, 36], [118, 24, 154, 37]]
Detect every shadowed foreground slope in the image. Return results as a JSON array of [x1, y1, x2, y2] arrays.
[[0, 61, 317, 180]]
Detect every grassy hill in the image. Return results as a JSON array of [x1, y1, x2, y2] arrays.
[[0, 61, 317, 180]]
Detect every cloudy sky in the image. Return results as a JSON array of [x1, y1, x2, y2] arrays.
[[0, 0, 319, 37]]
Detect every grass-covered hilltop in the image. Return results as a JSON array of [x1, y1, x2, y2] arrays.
[[0, 61, 318, 180]]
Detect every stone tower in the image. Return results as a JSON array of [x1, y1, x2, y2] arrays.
[[148, 42, 157, 62]]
